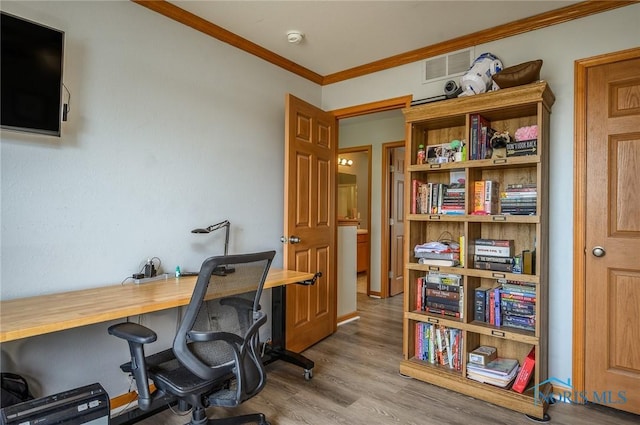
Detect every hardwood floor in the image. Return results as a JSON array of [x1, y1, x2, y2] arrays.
[[136, 294, 640, 425]]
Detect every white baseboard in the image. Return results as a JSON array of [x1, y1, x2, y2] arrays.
[[337, 316, 360, 326]]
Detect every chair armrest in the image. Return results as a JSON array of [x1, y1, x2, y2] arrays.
[[108, 322, 157, 344], [108, 322, 156, 410]]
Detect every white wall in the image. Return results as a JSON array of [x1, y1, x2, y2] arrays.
[[0, 0, 320, 398], [325, 4, 640, 383], [337, 225, 357, 318]]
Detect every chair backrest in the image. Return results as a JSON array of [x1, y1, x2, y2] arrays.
[[173, 251, 275, 402]]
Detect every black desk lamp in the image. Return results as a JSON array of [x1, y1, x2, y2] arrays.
[[191, 220, 235, 275]]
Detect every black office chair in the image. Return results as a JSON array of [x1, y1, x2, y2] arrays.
[[108, 251, 275, 425]]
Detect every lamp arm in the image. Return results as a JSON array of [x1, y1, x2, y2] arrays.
[[204, 220, 230, 233], [223, 222, 230, 257], [202, 220, 230, 256]]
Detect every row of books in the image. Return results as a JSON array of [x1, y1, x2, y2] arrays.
[[467, 345, 536, 393], [474, 279, 536, 332], [501, 183, 537, 216], [412, 179, 538, 217], [411, 180, 465, 215], [415, 323, 463, 371], [473, 180, 499, 215], [416, 272, 464, 319]]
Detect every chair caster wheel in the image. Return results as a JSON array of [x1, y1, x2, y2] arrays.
[[304, 369, 313, 380]]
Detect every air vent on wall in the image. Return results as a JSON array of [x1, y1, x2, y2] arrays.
[[422, 48, 474, 84]]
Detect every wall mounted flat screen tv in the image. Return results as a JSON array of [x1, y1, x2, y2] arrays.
[[1, 12, 65, 136]]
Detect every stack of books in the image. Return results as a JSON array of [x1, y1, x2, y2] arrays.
[[500, 183, 537, 215], [500, 280, 536, 332], [473, 239, 515, 272], [467, 357, 519, 388], [414, 240, 460, 267], [441, 184, 465, 215], [416, 272, 463, 318]]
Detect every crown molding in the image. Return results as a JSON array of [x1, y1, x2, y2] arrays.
[[133, 1, 635, 86], [132, 0, 324, 85]]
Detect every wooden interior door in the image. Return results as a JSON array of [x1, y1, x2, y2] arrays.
[[283, 94, 336, 353], [584, 53, 640, 415], [389, 146, 405, 296]]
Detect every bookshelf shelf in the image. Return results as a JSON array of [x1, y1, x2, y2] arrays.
[[405, 310, 463, 326], [407, 214, 540, 223], [401, 82, 554, 419], [407, 155, 540, 173]]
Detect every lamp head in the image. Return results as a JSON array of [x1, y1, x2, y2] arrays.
[[191, 228, 211, 234]]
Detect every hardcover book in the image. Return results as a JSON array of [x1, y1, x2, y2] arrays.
[[512, 347, 536, 393], [474, 261, 514, 272], [474, 287, 489, 322], [474, 238, 514, 247], [473, 239, 515, 258], [418, 258, 460, 267]]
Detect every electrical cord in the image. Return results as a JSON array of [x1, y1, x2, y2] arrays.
[[109, 378, 137, 416], [150, 256, 161, 270]]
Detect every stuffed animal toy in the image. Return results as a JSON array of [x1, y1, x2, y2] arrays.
[[489, 131, 513, 159]]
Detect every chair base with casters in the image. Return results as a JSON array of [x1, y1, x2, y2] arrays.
[[109, 251, 275, 425]]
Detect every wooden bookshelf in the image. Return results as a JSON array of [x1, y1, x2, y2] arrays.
[[401, 82, 554, 419]]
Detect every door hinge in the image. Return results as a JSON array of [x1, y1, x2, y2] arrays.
[[388, 271, 394, 279], [390, 165, 396, 173], [389, 218, 395, 225]]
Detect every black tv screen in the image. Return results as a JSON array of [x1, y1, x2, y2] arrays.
[[1, 12, 65, 136]]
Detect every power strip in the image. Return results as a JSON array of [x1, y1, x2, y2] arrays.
[[133, 273, 171, 285]]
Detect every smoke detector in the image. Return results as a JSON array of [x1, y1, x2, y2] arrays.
[[287, 31, 304, 44]]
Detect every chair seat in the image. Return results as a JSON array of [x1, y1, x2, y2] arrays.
[[119, 347, 235, 398]]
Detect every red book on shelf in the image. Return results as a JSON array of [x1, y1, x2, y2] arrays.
[[512, 347, 536, 393]]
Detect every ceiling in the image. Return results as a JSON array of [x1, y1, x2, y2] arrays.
[[164, 1, 576, 74], [144, 1, 629, 84]]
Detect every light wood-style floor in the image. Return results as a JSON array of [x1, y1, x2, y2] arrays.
[[136, 294, 639, 425]]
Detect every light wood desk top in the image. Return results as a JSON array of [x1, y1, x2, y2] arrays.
[[0, 268, 313, 343]]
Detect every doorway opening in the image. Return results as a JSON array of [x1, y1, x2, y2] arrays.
[[333, 95, 411, 305], [337, 147, 371, 296]]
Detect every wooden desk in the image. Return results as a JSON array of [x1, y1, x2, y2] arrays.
[[0, 268, 313, 343]]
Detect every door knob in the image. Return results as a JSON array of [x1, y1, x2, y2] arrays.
[[592, 246, 606, 257], [280, 236, 301, 244]]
